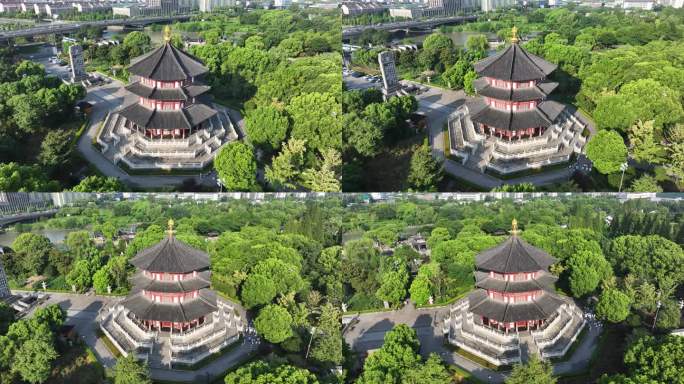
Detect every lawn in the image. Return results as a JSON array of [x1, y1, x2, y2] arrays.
[[360, 134, 425, 191], [558, 324, 629, 384], [47, 341, 106, 384]]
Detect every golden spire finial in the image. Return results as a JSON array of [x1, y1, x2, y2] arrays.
[[164, 25, 172, 43], [511, 218, 519, 235], [511, 26, 519, 44], [167, 219, 175, 238]]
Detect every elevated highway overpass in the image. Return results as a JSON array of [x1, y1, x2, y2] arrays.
[[0, 14, 193, 42], [0, 209, 58, 228], [342, 15, 478, 39]]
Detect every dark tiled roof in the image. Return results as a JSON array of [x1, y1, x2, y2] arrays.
[[122, 289, 217, 323], [474, 270, 557, 293], [468, 289, 564, 322], [130, 270, 211, 293], [128, 42, 208, 81], [467, 99, 566, 131], [474, 44, 556, 82], [119, 102, 216, 130], [473, 77, 559, 101], [476, 235, 557, 273], [185, 103, 217, 126], [130, 236, 210, 273], [125, 82, 211, 101]]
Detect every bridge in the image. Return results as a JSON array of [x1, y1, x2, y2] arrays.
[[0, 209, 58, 228], [342, 15, 478, 39], [0, 14, 193, 42]]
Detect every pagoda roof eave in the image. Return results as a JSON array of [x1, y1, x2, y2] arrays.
[[125, 82, 212, 101], [475, 235, 558, 274], [129, 236, 211, 274], [467, 100, 549, 132], [468, 289, 565, 323], [119, 102, 217, 131], [473, 44, 557, 82], [121, 289, 217, 323], [473, 78, 559, 102], [474, 270, 558, 293], [128, 42, 209, 82], [129, 270, 211, 294]]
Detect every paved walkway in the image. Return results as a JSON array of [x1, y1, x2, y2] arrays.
[[343, 302, 601, 383], [76, 78, 244, 190]]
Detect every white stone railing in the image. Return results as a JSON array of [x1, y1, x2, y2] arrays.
[[532, 309, 564, 339], [170, 326, 228, 352], [170, 319, 218, 343], [450, 335, 521, 366], [470, 321, 518, 343], [540, 319, 585, 359], [526, 154, 570, 168], [535, 314, 575, 348], [100, 322, 129, 357], [460, 327, 519, 352], [171, 334, 239, 365], [122, 312, 157, 340], [112, 314, 153, 349], [492, 145, 558, 160]]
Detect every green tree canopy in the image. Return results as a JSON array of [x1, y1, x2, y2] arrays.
[[586, 130, 628, 175], [596, 288, 631, 323], [254, 304, 293, 344], [215, 142, 258, 191]]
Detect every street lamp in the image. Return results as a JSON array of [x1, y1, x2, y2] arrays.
[[305, 326, 317, 360], [618, 162, 628, 192], [652, 296, 662, 331]]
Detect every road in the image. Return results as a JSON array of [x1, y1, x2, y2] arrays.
[[76, 77, 245, 190], [0, 15, 192, 41], [343, 302, 602, 383], [342, 15, 478, 39]]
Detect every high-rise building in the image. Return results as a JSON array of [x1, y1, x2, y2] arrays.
[[198, 0, 234, 12]]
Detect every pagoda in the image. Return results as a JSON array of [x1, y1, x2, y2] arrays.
[[443, 220, 585, 366], [96, 26, 238, 171], [100, 220, 243, 367], [448, 27, 587, 175]]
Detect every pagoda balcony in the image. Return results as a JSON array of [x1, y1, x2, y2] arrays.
[[170, 325, 230, 352], [491, 145, 559, 161], [448, 329, 521, 366], [539, 316, 586, 359], [170, 333, 240, 365]]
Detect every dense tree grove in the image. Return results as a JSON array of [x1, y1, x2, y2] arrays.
[[342, 88, 420, 191], [0, 47, 86, 191], [0, 186, 681, 382], [356, 325, 450, 384], [0, 305, 65, 384], [183, 9, 342, 192]]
